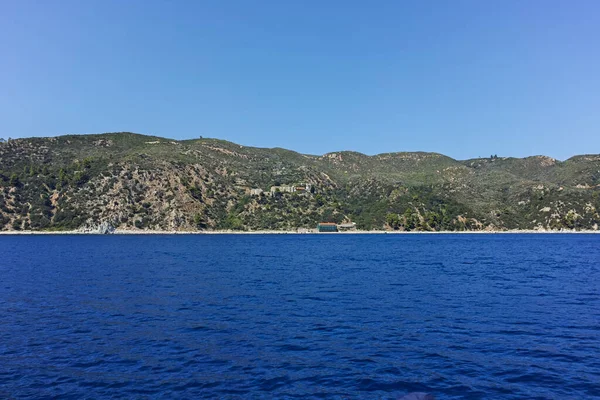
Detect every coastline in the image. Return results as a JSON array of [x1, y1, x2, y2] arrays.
[[0, 229, 599, 235]]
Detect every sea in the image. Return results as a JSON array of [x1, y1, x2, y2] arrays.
[[0, 234, 599, 399]]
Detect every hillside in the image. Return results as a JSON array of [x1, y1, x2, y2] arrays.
[[0, 132, 599, 232]]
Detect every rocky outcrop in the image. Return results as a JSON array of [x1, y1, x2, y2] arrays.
[[79, 221, 115, 234]]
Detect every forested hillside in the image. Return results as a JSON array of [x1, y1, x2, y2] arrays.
[[0, 133, 599, 232]]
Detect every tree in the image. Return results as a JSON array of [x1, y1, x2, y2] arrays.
[[592, 192, 600, 210], [386, 213, 400, 230], [193, 213, 207, 229], [58, 168, 68, 188], [9, 173, 20, 187], [189, 185, 203, 201], [315, 194, 325, 206], [426, 211, 441, 230], [564, 210, 580, 229], [321, 207, 335, 223], [403, 208, 417, 230], [72, 170, 89, 186], [224, 212, 243, 230]]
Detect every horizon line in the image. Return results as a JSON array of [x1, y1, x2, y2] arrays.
[[1, 131, 595, 162]]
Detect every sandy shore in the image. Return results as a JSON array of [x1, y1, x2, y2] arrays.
[[0, 229, 598, 235]]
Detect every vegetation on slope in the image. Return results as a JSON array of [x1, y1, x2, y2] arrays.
[[0, 133, 599, 232]]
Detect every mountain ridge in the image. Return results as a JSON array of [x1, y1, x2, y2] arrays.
[[0, 132, 598, 232], [3, 131, 592, 161]]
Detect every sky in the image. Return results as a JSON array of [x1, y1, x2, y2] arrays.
[[1, 0, 599, 160]]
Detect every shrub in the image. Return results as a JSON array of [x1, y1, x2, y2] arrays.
[[9, 174, 20, 187]]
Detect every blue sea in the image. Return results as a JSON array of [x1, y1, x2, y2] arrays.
[[1, 234, 599, 399]]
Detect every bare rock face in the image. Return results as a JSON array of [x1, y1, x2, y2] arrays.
[[93, 139, 113, 147], [79, 221, 115, 234], [97, 221, 115, 234]]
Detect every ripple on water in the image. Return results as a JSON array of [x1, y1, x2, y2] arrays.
[[0, 234, 599, 399]]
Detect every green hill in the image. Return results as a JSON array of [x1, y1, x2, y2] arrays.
[[0, 132, 598, 232]]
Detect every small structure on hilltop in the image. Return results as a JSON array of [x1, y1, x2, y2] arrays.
[[317, 222, 338, 232]]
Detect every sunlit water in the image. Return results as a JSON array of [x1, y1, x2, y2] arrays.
[[1, 234, 599, 399]]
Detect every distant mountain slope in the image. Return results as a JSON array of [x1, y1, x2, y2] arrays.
[[0, 132, 598, 231]]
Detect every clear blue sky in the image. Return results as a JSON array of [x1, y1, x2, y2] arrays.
[[1, 0, 599, 160]]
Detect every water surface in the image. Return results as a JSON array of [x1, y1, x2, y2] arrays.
[[1, 234, 599, 399]]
